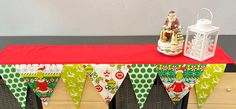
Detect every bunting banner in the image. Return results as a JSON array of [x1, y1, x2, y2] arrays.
[[129, 64, 157, 109], [156, 64, 206, 104], [195, 64, 226, 107], [85, 64, 130, 103], [16, 64, 63, 106], [0, 63, 229, 109], [61, 64, 87, 109]]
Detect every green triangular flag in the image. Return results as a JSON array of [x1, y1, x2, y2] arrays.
[[61, 64, 87, 109], [156, 64, 206, 104], [16, 64, 63, 106], [128, 64, 157, 109], [0, 65, 28, 109], [195, 64, 226, 107]]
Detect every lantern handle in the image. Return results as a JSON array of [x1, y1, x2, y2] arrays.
[[197, 8, 213, 22]]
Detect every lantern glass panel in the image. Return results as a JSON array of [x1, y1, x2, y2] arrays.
[[184, 30, 205, 60], [203, 31, 219, 59]]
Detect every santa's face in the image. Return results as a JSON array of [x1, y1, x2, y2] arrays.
[[168, 13, 176, 22]]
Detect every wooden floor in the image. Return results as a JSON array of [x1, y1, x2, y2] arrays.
[[43, 73, 236, 109]]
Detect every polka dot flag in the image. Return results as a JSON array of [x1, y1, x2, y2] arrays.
[[0, 65, 28, 109], [129, 64, 157, 109]]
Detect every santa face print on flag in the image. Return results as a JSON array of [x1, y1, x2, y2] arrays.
[[156, 64, 206, 104]]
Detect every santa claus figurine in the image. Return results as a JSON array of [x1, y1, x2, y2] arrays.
[[161, 11, 181, 43], [157, 10, 184, 56], [164, 11, 180, 30]]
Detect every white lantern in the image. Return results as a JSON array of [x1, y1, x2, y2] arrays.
[[184, 8, 219, 61]]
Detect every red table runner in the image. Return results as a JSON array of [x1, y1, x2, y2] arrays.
[[0, 44, 234, 64]]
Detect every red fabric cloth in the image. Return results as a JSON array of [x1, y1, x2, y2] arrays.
[[0, 44, 234, 64]]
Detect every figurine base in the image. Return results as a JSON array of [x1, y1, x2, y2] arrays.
[[157, 40, 183, 56]]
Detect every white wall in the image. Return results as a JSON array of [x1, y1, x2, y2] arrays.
[[0, 0, 235, 36]]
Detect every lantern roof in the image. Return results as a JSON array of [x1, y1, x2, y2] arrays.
[[188, 25, 219, 34]]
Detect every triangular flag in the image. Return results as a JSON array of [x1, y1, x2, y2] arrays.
[[16, 64, 63, 106], [0, 64, 28, 108], [85, 64, 129, 103], [156, 64, 206, 104], [61, 64, 87, 109], [129, 64, 157, 109], [195, 64, 226, 107]]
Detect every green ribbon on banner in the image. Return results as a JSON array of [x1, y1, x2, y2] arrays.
[[61, 64, 87, 109], [129, 64, 157, 109], [195, 64, 226, 107], [0, 65, 28, 109]]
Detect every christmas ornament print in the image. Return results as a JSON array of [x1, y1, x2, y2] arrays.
[[195, 64, 226, 107], [86, 64, 129, 103], [61, 64, 87, 109], [129, 64, 157, 109], [156, 64, 206, 104], [16, 64, 63, 106], [115, 71, 124, 79], [0, 65, 28, 109]]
